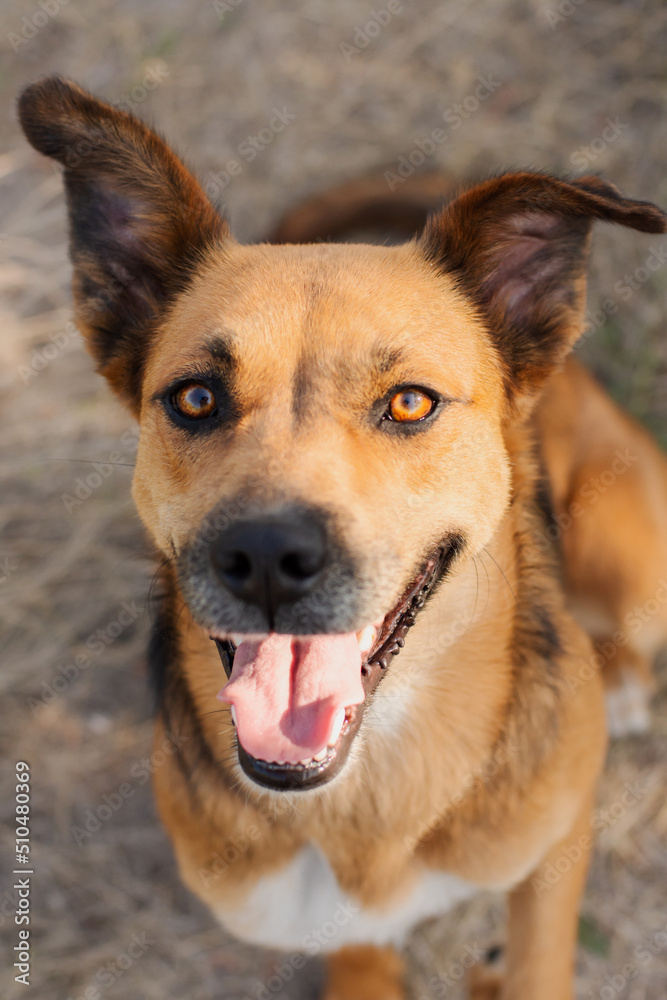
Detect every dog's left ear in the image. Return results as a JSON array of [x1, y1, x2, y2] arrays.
[[18, 76, 228, 409], [420, 171, 666, 409]]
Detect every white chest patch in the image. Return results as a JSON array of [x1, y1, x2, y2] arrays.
[[214, 843, 477, 953]]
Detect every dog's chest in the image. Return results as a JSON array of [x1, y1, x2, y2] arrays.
[[213, 843, 477, 952]]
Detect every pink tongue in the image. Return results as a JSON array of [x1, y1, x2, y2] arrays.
[[218, 633, 365, 763]]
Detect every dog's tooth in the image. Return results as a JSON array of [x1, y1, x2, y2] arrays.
[[300, 758, 312, 766], [357, 625, 377, 655], [328, 708, 346, 746], [230, 633, 244, 646], [313, 747, 328, 762], [230, 705, 237, 727]]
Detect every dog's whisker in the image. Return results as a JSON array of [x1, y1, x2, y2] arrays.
[[43, 457, 136, 467], [478, 549, 492, 599], [471, 553, 493, 624], [481, 545, 516, 604], [470, 555, 481, 624]]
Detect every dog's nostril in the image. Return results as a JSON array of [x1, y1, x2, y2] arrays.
[[220, 550, 253, 584], [280, 551, 321, 581]]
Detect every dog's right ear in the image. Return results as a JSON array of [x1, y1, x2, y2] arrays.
[[419, 171, 666, 414], [18, 76, 228, 409]]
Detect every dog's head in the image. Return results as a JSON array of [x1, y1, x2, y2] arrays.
[[19, 77, 666, 790]]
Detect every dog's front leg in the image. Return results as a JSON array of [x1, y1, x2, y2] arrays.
[[499, 795, 594, 1000], [323, 944, 406, 1000]]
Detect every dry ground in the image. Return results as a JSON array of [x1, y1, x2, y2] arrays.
[[1, 1, 666, 998]]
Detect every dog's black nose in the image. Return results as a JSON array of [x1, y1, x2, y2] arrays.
[[211, 515, 328, 617]]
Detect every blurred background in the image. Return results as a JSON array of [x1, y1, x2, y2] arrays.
[[1, 1, 666, 997]]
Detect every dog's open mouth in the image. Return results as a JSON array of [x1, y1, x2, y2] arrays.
[[211, 539, 460, 791]]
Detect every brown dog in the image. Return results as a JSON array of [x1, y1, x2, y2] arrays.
[[19, 77, 667, 1000]]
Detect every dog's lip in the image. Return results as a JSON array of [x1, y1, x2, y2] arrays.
[[233, 704, 364, 791], [209, 540, 459, 791]]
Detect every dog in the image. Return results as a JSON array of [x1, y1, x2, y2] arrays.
[[19, 77, 667, 999]]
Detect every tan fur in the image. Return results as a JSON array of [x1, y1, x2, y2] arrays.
[[537, 356, 667, 696], [324, 945, 406, 1000]]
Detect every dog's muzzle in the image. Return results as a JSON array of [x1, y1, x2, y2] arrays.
[[211, 537, 464, 792]]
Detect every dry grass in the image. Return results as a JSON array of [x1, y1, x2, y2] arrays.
[[1, 1, 666, 997]]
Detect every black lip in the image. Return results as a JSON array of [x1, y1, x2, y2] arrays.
[[235, 705, 364, 791], [211, 534, 464, 792]]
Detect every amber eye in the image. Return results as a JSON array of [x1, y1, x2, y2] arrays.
[[172, 382, 217, 420], [387, 388, 435, 423]]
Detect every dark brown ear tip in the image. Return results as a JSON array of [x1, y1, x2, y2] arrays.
[[18, 75, 82, 117], [635, 209, 667, 235], [573, 174, 667, 234], [18, 75, 85, 156], [18, 76, 119, 163], [608, 201, 667, 235]]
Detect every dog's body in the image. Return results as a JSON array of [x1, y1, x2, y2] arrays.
[[18, 79, 667, 999]]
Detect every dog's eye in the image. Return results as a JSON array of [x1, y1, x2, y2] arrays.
[[386, 389, 435, 423], [172, 382, 217, 420]]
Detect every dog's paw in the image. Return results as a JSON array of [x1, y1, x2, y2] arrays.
[[605, 671, 652, 737]]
